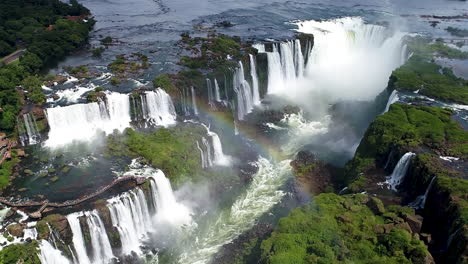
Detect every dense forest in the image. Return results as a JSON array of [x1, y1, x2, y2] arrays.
[[0, 0, 93, 134]]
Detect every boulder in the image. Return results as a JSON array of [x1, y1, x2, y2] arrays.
[[366, 197, 385, 215], [404, 214, 423, 234], [6, 224, 24, 237]]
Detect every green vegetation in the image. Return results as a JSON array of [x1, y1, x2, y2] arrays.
[[105, 125, 208, 184], [406, 37, 468, 60], [86, 86, 106, 102], [445, 27, 468, 37], [91, 47, 104, 57], [21, 76, 46, 104], [345, 104, 468, 184], [260, 193, 429, 264], [100, 36, 113, 45], [0, 0, 93, 133], [0, 150, 19, 189], [153, 74, 176, 94], [180, 34, 241, 70], [390, 55, 468, 104], [0, 241, 40, 264]]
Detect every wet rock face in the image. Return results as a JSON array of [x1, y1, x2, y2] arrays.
[[290, 150, 338, 194], [43, 214, 73, 245]]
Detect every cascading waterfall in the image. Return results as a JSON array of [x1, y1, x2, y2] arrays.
[[233, 61, 254, 120], [106, 169, 191, 257], [258, 40, 305, 94], [108, 189, 151, 256], [214, 79, 222, 102], [22, 112, 41, 144], [178, 158, 292, 264], [409, 177, 436, 209], [85, 211, 114, 264], [191, 86, 199, 116], [201, 125, 230, 166], [67, 212, 92, 264], [143, 89, 177, 126], [45, 89, 177, 146], [294, 39, 305, 77], [265, 45, 284, 95], [67, 211, 114, 264], [45, 92, 131, 147], [386, 152, 416, 191], [149, 170, 192, 226], [38, 240, 71, 264], [294, 17, 406, 101], [196, 141, 207, 168], [201, 137, 213, 168], [384, 90, 399, 113], [206, 79, 215, 108], [249, 54, 261, 105]]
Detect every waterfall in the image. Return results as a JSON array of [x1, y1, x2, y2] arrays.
[[386, 152, 416, 191], [295, 17, 406, 101], [178, 158, 292, 264], [107, 190, 151, 256], [196, 141, 207, 168], [233, 61, 253, 120], [260, 40, 305, 94], [143, 89, 177, 127], [266, 46, 284, 94], [45, 92, 131, 147], [67, 211, 114, 264], [149, 170, 192, 226], [201, 125, 230, 166], [214, 79, 222, 102], [85, 211, 114, 264], [67, 213, 92, 264], [191, 86, 199, 116], [38, 240, 71, 264], [202, 137, 213, 168], [23, 113, 40, 144], [383, 90, 399, 113], [249, 54, 261, 105], [294, 39, 305, 77], [409, 177, 436, 209], [206, 79, 214, 108]]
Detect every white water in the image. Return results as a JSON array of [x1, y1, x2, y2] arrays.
[[206, 79, 215, 108], [45, 92, 131, 147], [85, 210, 114, 264], [45, 89, 177, 146], [143, 89, 177, 126], [191, 86, 199, 116], [409, 176, 436, 209], [201, 125, 231, 166], [38, 240, 71, 264], [23, 112, 40, 144], [178, 158, 291, 264], [384, 90, 399, 113], [249, 54, 261, 105], [201, 137, 213, 168], [67, 212, 92, 264], [150, 170, 193, 226], [233, 61, 254, 120], [386, 152, 416, 191], [290, 17, 406, 102], [196, 141, 207, 168], [214, 79, 222, 102], [108, 190, 151, 256], [260, 39, 305, 94]]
